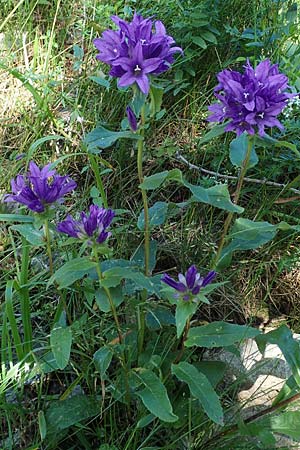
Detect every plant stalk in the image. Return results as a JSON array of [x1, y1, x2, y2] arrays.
[[92, 246, 122, 343], [44, 218, 53, 275], [213, 136, 254, 267]]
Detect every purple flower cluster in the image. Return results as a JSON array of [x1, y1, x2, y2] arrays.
[[94, 13, 182, 94], [162, 265, 216, 301], [5, 161, 77, 213], [208, 59, 292, 136], [57, 204, 115, 245]]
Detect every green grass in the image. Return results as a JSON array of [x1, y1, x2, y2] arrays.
[[1, 0, 300, 448]]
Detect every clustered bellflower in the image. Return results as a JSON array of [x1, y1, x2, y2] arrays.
[[94, 13, 182, 94], [208, 59, 293, 136], [162, 265, 216, 301], [5, 161, 77, 213], [57, 204, 115, 245]]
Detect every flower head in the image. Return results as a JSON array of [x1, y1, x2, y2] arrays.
[[57, 204, 115, 245], [208, 59, 293, 136], [162, 265, 216, 301], [4, 161, 77, 213], [94, 12, 182, 94]]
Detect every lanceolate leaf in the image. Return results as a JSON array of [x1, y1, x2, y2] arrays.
[[172, 362, 224, 424], [93, 347, 113, 379], [50, 326, 72, 370], [134, 369, 178, 423], [185, 321, 260, 348], [175, 301, 198, 338], [85, 126, 141, 152]]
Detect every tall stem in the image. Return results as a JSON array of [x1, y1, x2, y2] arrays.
[[137, 105, 150, 277], [89, 154, 108, 209], [92, 246, 122, 343], [213, 136, 254, 267]]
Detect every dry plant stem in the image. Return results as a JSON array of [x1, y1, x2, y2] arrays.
[[44, 218, 53, 275], [205, 391, 300, 446], [213, 137, 254, 267], [176, 152, 300, 195], [92, 246, 122, 344]]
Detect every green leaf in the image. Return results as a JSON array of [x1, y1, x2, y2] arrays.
[[229, 133, 258, 168], [198, 123, 228, 145], [50, 326, 72, 370], [93, 347, 113, 379], [187, 182, 244, 213], [0, 214, 34, 223], [139, 169, 183, 190], [89, 76, 110, 90], [175, 301, 198, 338], [49, 257, 97, 288], [137, 201, 168, 230], [85, 126, 141, 152], [256, 325, 300, 386], [136, 414, 155, 428], [201, 30, 218, 44], [28, 135, 65, 158], [45, 395, 100, 434], [134, 369, 178, 422], [192, 36, 207, 48], [194, 361, 227, 387], [38, 411, 47, 441], [172, 362, 224, 424], [149, 85, 164, 116], [218, 218, 278, 269], [95, 286, 124, 312], [146, 307, 175, 330], [185, 321, 260, 348], [10, 224, 44, 246], [273, 374, 300, 405], [270, 410, 300, 440]]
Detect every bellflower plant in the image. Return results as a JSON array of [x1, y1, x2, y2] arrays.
[[162, 265, 216, 301], [208, 59, 292, 136], [57, 204, 115, 245], [5, 161, 77, 213], [94, 12, 182, 94]]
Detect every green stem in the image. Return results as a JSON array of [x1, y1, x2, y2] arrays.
[[92, 246, 122, 343], [88, 154, 108, 209], [44, 219, 53, 275], [213, 136, 254, 268], [5, 280, 24, 361], [136, 105, 149, 356], [19, 237, 32, 356], [137, 106, 150, 277]]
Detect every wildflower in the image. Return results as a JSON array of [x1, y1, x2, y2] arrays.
[[126, 105, 138, 131], [57, 204, 115, 245], [208, 59, 293, 136], [5, 161, 77, 213], [162, 265, 216, 301], [94, 12, 182, 94]]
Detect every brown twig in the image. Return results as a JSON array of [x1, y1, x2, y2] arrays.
[[204, 392, 300, 446], [176, 152, 300, 195]]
